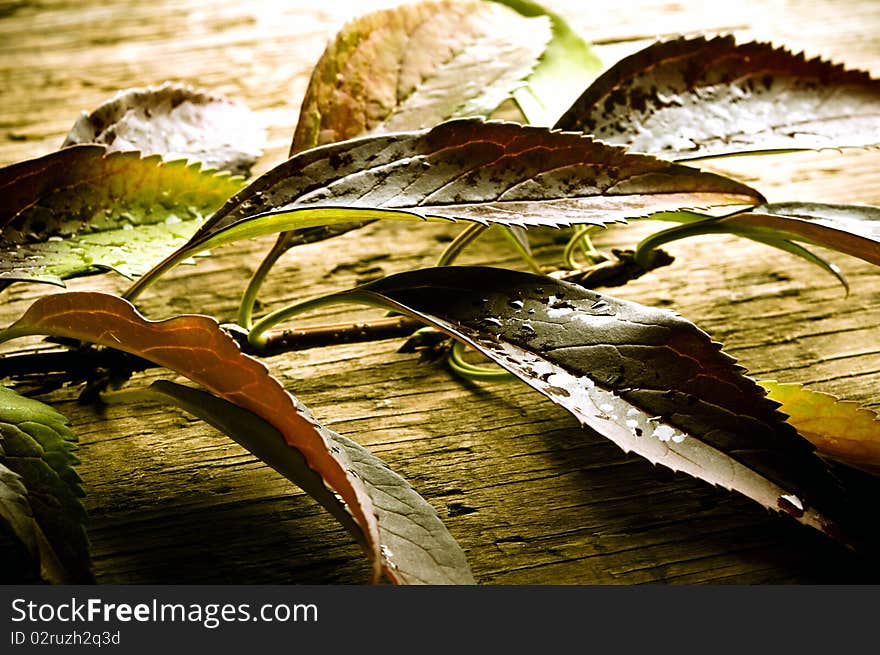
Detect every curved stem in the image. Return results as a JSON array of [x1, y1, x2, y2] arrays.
[[438, 223, 543, 274], [635, 219, 849, 292], [122, 246, 195, 301], [437, 224, 488, 266], [563, 226, 606, 270], [563, 226, 588, 269], [447, 341, 514, 381], [634, 220, 733, 268], [238, 233, 292, 329]]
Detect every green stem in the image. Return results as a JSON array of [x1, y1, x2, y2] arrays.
[[238, 233, 292, 329], [563, 226, 586, 269], [635, 220, 734, 268], [447, 341, 514, 381], [122, 246, 194, 301], [437, 224, 488, 266], [635, 217, 849, 292]]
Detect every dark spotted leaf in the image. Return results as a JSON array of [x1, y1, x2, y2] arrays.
[[0, 146, 244, 288], [290, 0, 550, 155], [336, 266, 852, 543], [63, 82, 266, 176], [0, 292, 384, 581], [0, 386, 88, 583], [138, 380, 474, 584], [555, 35, 880, 160], [125, 119, 761, 298]]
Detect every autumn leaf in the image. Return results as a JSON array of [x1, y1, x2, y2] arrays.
[[0, 292, 384, 581], [311, 266, 852, 542], [0, 386, 88, 583], [135, 380, 474, 584], [0, 146, 244, 288], [290, 0, 550, 155], [62, 82, 266, 176], [761, 381, 880, 476], [555, 35, 880, 160], [125, 118, 762, 299]]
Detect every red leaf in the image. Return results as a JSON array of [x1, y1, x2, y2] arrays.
[[0, 292, 382, 578]]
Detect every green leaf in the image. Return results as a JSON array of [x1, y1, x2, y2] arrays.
[[0, 386, 88, 583], [760, 381, 880, 476], [62, 82, 266, 176], [125, 118, 762, 299], [492, 0, 603, 126], [555, 35, 880, 160], [0, 462, 57, 583], [0, 146, 244, 288], [290, 0, 551, 155], [327, 266, 853, 544], [136, 380, 474, 585]]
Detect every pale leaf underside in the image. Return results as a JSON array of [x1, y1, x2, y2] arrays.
[[63, 82, 265, 176]]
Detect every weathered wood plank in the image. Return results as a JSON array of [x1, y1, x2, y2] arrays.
[[1, 0, 879, 584]]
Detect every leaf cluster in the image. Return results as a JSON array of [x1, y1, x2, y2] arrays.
[[1, 0, 879, 584]]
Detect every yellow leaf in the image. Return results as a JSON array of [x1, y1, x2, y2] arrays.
[[761, 380, 880, 475]]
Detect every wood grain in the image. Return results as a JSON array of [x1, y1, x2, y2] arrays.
[[1, 0, 879, 584]]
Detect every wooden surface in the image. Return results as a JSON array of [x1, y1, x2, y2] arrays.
[[1, 0, 879, 584]]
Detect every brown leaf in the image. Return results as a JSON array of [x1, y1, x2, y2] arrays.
[[344, 266, 852, 543], [196, 119, 763, 246], [761, 381, 880, 476], [0, 292, 382, 578], [730, 202, 880, 266], [290, 0, 550, 154], [124, 119, 763, 300], [62, 82, 266, 176], [555, 35, 880, 160]]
